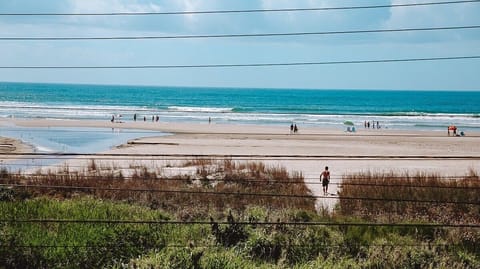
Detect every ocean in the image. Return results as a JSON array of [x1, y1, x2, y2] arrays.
[[1, 82, 479, 132]]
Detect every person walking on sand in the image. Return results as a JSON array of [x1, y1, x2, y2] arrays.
[[321, 166, 330, 195], [290, 123, 294, 134], [294, 124, 298, 134]]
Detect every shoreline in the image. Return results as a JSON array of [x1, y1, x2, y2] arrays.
[[2, 118, 479, 210], [0, 136, 33, 155], [4, 117, 479, 136]]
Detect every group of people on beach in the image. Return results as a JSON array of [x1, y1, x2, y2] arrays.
[[364, 121, 381, 129], [447, 125, 465, 137], [110, 114, 123, 123], [110, 114, 162, 123], [132, 114, 159, 122], [290, 123, 299, 134]]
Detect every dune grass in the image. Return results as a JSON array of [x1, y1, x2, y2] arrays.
[[338, 170, 480, 224], [0, 163, 479, 268], [0, 159, 315, 220]]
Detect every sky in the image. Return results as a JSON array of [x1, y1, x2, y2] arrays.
[[0, 0, 479, 90]]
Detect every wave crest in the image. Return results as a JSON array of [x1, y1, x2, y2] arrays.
[[168, 106, 233, 113]]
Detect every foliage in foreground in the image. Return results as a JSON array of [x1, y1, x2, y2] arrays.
[[0, 196, 479, 269], [339, 170, 480, 224], [0, 163, 479, 268], [0, 159, 315, 220]]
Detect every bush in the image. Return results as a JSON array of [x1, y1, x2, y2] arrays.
[[244, 231, 283, 263], [211, 212, 249, 247]]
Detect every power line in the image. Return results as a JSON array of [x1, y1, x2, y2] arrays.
[[1, 219, 478, 228], [0, 128, 475, 139], [1, 25, 479, 41], [2, 175, 479, 190], [0, 0, 478, 16], [0, 243, 463, 249], [3, 183, 479, 205], [2, 151, 480, 159], [1, 56, 479, 70], [0, 242, 464, 249]]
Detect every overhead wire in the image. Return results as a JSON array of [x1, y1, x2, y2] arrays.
[[2, 151, 480, 159], [0, 128, 476, 138], [1, 25, 479, 41], [1, 173, 479, 188], [0, 56, 479, 69], [2, 183, 478, 205], [1, 219, 478, 228], [0, 243, 462, 249], [0, 0, 478, 16]]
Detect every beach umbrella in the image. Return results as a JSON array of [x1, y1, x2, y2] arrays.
[[343, 120, 354, 126]]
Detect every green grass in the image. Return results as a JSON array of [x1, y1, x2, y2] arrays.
[[1, 196, 478, 268], [0, 163, 479, 268]]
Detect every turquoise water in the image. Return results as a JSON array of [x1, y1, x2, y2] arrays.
[[0, 126, 162, 153], [0, 126, 165, 171], [1, 82, 479, 131]]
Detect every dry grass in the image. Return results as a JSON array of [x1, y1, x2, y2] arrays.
[[338, 170, 480, 224], [0, 159, 315, 220]]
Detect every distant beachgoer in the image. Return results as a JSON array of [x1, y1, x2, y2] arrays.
[[290, 123, 294, 134], [209, 117, 211, 124], [133, 113, 137, 121], [111, 115, 114, 123], [294, 124, 298, 134], [156, 115, 159, 122], [143, 116, 146, 121], [364, 121, 367, 128], [377, 121, 380, 129], [321, 166, 330, 195], [372, 121, 375, 129], [367, 122, 370, 129], [448, 125, 457, 136]]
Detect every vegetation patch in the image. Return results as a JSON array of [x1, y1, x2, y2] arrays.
[[0, 162, 479, 268]]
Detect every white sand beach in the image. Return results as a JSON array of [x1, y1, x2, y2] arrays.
[[2, 118, 479, 210]]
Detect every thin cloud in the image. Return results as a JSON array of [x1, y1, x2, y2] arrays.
[[383, 0, 480, 42]]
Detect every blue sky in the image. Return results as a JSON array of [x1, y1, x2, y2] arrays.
[[0, 0, 479, 90]]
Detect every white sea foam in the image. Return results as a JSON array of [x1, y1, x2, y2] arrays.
[[1, 100, 479, 131], [168, 106, 234, 113]]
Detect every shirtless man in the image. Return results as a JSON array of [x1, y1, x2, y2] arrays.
[[321, 166, 330, 195]]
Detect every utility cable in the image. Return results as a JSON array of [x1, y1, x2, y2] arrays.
[[1, 56, 479, 69], [2, 151, 480, 159], [1, 219, 478, 228], [0, 1, 478, 16], [0, 243, 465, 249], [1, 25, 479, 41], [2, 177, 479, 189], [3, 183, 479, 205]]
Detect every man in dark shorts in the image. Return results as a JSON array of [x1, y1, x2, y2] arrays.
[[321, 166, 330, 195]]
